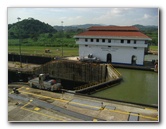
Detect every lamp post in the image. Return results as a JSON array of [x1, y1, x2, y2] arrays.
[[17, 17, 22, 68], [61, 21, 64, 57]]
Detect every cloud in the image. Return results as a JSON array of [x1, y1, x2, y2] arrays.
[[143, 14, 152, 19], [142, 13, 158, 22], [60, 16, 82, 21], [91, 8, 132, 25], [111, 8, 131, 15], [132, 13, 158, 26]]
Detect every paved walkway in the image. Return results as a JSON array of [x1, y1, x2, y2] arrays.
[[9, 93, 105, 121], [8, 85, 158, 122]]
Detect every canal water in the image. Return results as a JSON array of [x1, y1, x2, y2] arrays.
[[91, 68, 158, 106]]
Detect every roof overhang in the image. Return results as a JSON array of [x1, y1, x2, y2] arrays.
[[74, 35, 152, 41]]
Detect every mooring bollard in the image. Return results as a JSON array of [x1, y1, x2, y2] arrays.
[[101, 102, 104, 109]]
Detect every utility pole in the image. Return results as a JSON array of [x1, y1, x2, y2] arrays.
[[61, 21, 64, 57], [17, 17, 22, 68]]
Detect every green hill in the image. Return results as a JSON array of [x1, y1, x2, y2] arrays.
[[133, 24, 158, 32], [8, 18, 56, 39], [8, 18, 76, 47]]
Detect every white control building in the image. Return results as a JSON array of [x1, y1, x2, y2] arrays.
[[74, 26, 151, 65]]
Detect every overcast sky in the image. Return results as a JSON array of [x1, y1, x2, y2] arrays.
[[8, 8, 158, 26]]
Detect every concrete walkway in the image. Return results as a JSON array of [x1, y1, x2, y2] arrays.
[[8, 85, 158, 122], [9, 93, 105, 121]]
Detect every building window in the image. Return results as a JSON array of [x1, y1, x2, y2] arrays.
[[96, 39, 99, 42], [102, 39, 105, 42], [85, 39, 88, 42], [145, 41, 148, 44], [134, 40, 136, 44], [75, 38, 79, 41], [133, 47, 137, 49], [127, 40, 130, 44], [121, 40, 124, 43], [108, 39, 111, 43], [85, 45, 88, 47], [91, 39, 93, 42], [108, 46, 111, 48], [52, 71, 55, 75]]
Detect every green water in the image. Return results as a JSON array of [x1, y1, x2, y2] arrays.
[[92, 68, 158, 106]]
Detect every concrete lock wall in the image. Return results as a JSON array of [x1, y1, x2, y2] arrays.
[[34, 60, 110, 83], [8, 53, 52, 64]]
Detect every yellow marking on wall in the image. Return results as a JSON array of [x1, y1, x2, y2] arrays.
[[108, 109, 158, 121], [145, 108, 158, 112], [93, 119, 98, 122], [138, 114, 158, 121], [129, 112, 158, 121], [20, 91, 67, 103], [109, 109, 130, 115], [34, 107, 40, 111], [17, 87, 24, 91], [20, 102, 31, 109], [20, 89, 101, 110]]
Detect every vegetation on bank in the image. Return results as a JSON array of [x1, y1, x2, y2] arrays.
[[8, 45, 158, 57], [8, 34, 78, 48], [8, 46, 79, 57], [149, 46, 158, 51]]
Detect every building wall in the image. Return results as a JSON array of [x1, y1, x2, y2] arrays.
[[76, 38, 147, 65]]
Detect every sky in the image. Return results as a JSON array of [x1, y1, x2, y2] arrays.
[[8, 8, 158, 26]]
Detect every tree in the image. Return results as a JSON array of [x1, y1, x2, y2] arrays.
[[66, 34, 71, 38], [30, 33, 39, 41], [9, 32, 17, 39], [48, 33, 53, 38], [8, 18, 56, 39]]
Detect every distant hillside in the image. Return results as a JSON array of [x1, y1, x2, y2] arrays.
[[53, 24, 102, 32], [133, 24, 158, 32], [54, 23, 158, 32], [8, 18, 56, 39], [71, 24, 103, 29]]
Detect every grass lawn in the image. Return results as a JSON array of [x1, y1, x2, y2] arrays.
[[8, 46, 79, 57], [149, 46, 158, 51], [9, 45, 158, 57]]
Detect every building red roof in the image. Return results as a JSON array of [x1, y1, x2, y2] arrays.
[[88, 26, 139, 31], [75, 26, 151, 40]]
